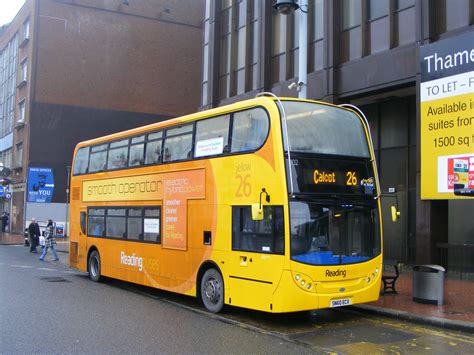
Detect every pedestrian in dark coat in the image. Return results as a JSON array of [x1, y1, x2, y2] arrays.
[[28, 218, 41, 253], [1, 212, 8, 232], [39, 220, 59, 261]]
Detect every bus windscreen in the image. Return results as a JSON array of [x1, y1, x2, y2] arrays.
[[290, 201, 380, 266], [281, 101, 370, 158]]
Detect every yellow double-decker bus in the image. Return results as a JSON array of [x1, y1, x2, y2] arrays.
[[69, 94, 383, 313]]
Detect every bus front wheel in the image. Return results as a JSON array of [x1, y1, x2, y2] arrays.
[[200, 268, 224, 313], [88, 250, 102, 282]]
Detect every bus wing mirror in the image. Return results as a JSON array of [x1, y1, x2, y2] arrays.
[[391, 206, 400, 222], [251, 204, 264, 221]]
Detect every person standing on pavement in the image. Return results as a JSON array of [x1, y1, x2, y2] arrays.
[[1, 212, 8, 232], [39, 219, 59, 262], [28, 218, 41, 253]]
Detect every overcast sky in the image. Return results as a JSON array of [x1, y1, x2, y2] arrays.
[[0, 0, 25, 26]]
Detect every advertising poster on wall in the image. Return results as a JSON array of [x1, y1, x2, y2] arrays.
[[420, 31, 474, 199], [27, 167, 55, 203]]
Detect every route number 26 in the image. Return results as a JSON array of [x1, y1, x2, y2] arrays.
[[346, 171, 358, 186], [236, 174, 251, 197]]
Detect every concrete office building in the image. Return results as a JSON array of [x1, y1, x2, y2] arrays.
[[0, 0, 203, 233], [200, 0, 474, 271]]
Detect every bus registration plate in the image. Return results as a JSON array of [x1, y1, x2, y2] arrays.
[[330, 298, 352, 308]]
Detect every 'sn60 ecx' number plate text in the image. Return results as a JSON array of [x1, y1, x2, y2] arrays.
[[330, 298, 351, 307]]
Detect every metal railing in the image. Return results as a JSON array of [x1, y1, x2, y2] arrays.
[[436, 243, 474, 280]]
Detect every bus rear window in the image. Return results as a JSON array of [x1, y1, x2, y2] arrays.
[[73, 147, 90, 175]]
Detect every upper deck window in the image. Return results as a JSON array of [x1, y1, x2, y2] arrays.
[[195, 114, 230, 157], [89, 144, 108, 173], [282, 102, 370, 158], [163, 125, 193, 162], [129, 135, 145, 167], [107, 139, 129, 170], [145, 131, 163, 165], [230, 107, 269, 153], [71, 105, 270, 176]]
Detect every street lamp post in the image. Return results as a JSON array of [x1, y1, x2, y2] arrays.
[[65, 166, 71, 238], [273, 0, 308, 99]]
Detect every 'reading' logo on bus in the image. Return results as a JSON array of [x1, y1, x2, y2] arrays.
[[120, 251, 143, 271], [326, 269, 347, 278]]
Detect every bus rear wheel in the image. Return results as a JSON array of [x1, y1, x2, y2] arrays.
[[200, 268, 224, 313], [88, 250, 102, 282]]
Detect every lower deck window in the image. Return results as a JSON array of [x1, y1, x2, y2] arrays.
[[87, 206, 161, 243], [232, 206, 284, 254]]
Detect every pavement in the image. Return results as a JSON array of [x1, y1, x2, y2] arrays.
[[1, 232, 473, 334]]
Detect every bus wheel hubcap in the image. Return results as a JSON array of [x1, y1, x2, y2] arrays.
[[91, 258, 98, 276], [204, 278, 220, 304]]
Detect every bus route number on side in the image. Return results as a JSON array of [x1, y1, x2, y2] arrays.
[[236, 162, 252, 197]]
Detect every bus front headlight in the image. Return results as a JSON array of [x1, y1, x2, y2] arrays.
[[291, 271, 316, 293]]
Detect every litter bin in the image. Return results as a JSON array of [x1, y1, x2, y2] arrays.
[[412, 265, 445, 305]]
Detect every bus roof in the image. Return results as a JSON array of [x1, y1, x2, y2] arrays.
[[73, 95, 356, 151]]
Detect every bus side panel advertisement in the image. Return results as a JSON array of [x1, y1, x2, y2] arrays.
[[162, 169, 205, 250], [420, 31, 474, 199], [82, 169, 206, 250]]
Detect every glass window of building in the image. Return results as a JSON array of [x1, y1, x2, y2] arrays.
[[367, 0, 388, 21], [395, 0, 414, 9], [2, 148, 12, 169], [272, 2, 301, 82], [0, 33, 18, 136], [309, 0, 324, 72], [22, 19, 30, 42], [217, 0, 258, 99], [15, 142, 23, 168], [436, 0, 471, 33], [201, 0, 211, 106], [342, 0, 361, 29], [18, 100, 26, 122], [219, 2, 232, 100], [20, 59, 27, 83], [310, 0, 324, 40]]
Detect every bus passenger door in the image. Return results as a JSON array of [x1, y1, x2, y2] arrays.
[[70, 208, 88, 269], [228, 206, 285, 312]]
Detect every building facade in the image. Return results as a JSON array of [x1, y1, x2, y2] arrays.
[[0, 0, 203, 233], [200, 0, 474, 271]]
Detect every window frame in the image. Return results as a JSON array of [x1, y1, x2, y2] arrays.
[[106, 138, 130, 171], [162, 124, 194, 163], [87, 206, 162, 244], [72, 105, 271, 176], [18, 57, 28, 86], [232, 205, 285, 255], [17, 99, 26, 123], [21, 18, 30, 43], [15, 142, 23, 168]]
